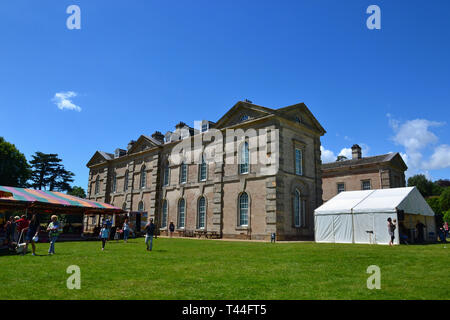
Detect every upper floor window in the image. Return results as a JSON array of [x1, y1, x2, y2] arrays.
[[163, 164, 170, 186], [239, 142, 249, 174], [112, 172, 117, 193], [178, 198, 186, 229], [238, 192, 249, 227], [199, 155, 207, 181], [337, 183, 345, 194], [95, 176, 100, 194], [295, 116, 301, 124], [161, 200, 168, 228], [124, 170, 129, 192], [180, 162, 187, 184], [201, 123, 208, 133], [362, 180, 371, 190], [198, 196, 206, 229], [295, 148, 303, 176], [140, 165, 146, 189]]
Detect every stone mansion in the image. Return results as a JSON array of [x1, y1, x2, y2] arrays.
[[86, 101, 326, 240]]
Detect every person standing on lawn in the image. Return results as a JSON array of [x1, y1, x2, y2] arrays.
[[143, 218, 155, 251], [123, 218, 130, 243], [46, 215, 61, 255], [16, 215, 29, 239], [416, 221, 426, 243], [387, 217, 396, 246], [443, 222, 449, 240], [4, 216, 16, 245], [24, 214, 40, 256], [169, 221, 175, 238], [100, 224, 109, 251]]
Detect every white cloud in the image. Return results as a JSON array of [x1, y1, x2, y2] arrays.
[[320, 146, 337, 163], [388, 115, 450, 177], [424, 144, 450, 170], [53, 91, 81, 112], [338, 148, 352, 159]]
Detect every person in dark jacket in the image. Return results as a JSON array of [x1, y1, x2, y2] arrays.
[[144, 218, 155, 251], [169, 221, 175, 238], [24, 214, 40, 256]]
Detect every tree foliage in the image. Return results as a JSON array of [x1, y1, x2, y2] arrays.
[[29, 152, 74, 192], [0, 137, 31, 187], [439, 187, 450, 212], [407, 174, 437, 198], [68, 186, 86, 199], [426, 196, 441, 215]]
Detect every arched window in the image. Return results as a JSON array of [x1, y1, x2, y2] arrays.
[[95, 176, 100, 194], [140, 165, 146, 189], [161, 200, 168, 228], [112, 172, 117, 193], [180, 162, 187, 184], [294, 189, 301, 227], [239, 142, 249, 174], [138, 201, 144, 212], [238, 192, 249, 226], [198, 197, 206, 229], [163, 163, 170, 186], [199, 154, 207, 181], [122, 202, 127, 211], [124, 170, 129, 192], [178, 199, 185, 228]]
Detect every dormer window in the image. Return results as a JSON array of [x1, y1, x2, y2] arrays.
[[295, 116, 301, 124], [201, 123, 208, 133], [240, 114, 249, 122]]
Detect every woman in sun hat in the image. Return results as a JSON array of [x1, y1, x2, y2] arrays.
[[46, 215, 62, 255]]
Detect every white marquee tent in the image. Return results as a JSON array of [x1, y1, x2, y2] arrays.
[[314, 187, 435, 245]]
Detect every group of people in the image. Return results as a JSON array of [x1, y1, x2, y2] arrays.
[[99, 217, 156, 251], [3, 214, 62, 255], [388, 217, 449, 245]]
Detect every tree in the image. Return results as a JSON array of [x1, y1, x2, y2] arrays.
[[0, 137, 31, 187], [439, 187, 450, 213], [407, 174, 435, 197], [426, 196, 441, 215], [68, 186, 86, 199], [29, 152, 74, 192]]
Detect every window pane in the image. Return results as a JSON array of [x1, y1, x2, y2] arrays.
[[162, 200, 167, 228], [239, 142, 249, 174], [294, 190, 300, 227], [337, 183, 345, 193], [124, 171, 128, 191], [178, 199, 185, 228], [140, 167, 146, 189], [200, 157, 207, 181], [239, 193, 249, 226], [295, 149, 302, 175], [180, 163, 187, 183], [362, 180, 371, 190], [198, 197, 206, 228], [164, 166, 170, 186]]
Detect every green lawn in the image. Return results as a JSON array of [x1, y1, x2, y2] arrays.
[[1, 238, 448, 300]]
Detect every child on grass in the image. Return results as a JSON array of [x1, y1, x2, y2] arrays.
[[100, 224, 109, 251]]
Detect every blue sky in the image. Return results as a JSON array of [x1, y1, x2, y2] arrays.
[[1, 0, 450, 189]]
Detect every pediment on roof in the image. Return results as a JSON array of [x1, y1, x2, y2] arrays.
[[214, 101, 274, 129], [127, 135, 160, 155], [389, 153, 408, 171], [276, 103, 326, 135], [86, 151, 111, 167]]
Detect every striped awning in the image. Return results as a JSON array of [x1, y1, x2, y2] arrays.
[[0, 186, 123, 214]]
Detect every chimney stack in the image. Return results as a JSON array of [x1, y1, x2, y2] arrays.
[[151, 131, 165, 143], [351, 144, 362, 160]]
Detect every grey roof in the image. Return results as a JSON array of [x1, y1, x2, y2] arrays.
[[98, 151, 114, 160], [322, 153, 398, 170], [142, 135, 163, 145]]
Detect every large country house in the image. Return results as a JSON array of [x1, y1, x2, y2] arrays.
[[86, 101, 326, 240]]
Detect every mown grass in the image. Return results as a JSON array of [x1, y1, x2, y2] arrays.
[[1, 238, 448, 300]]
